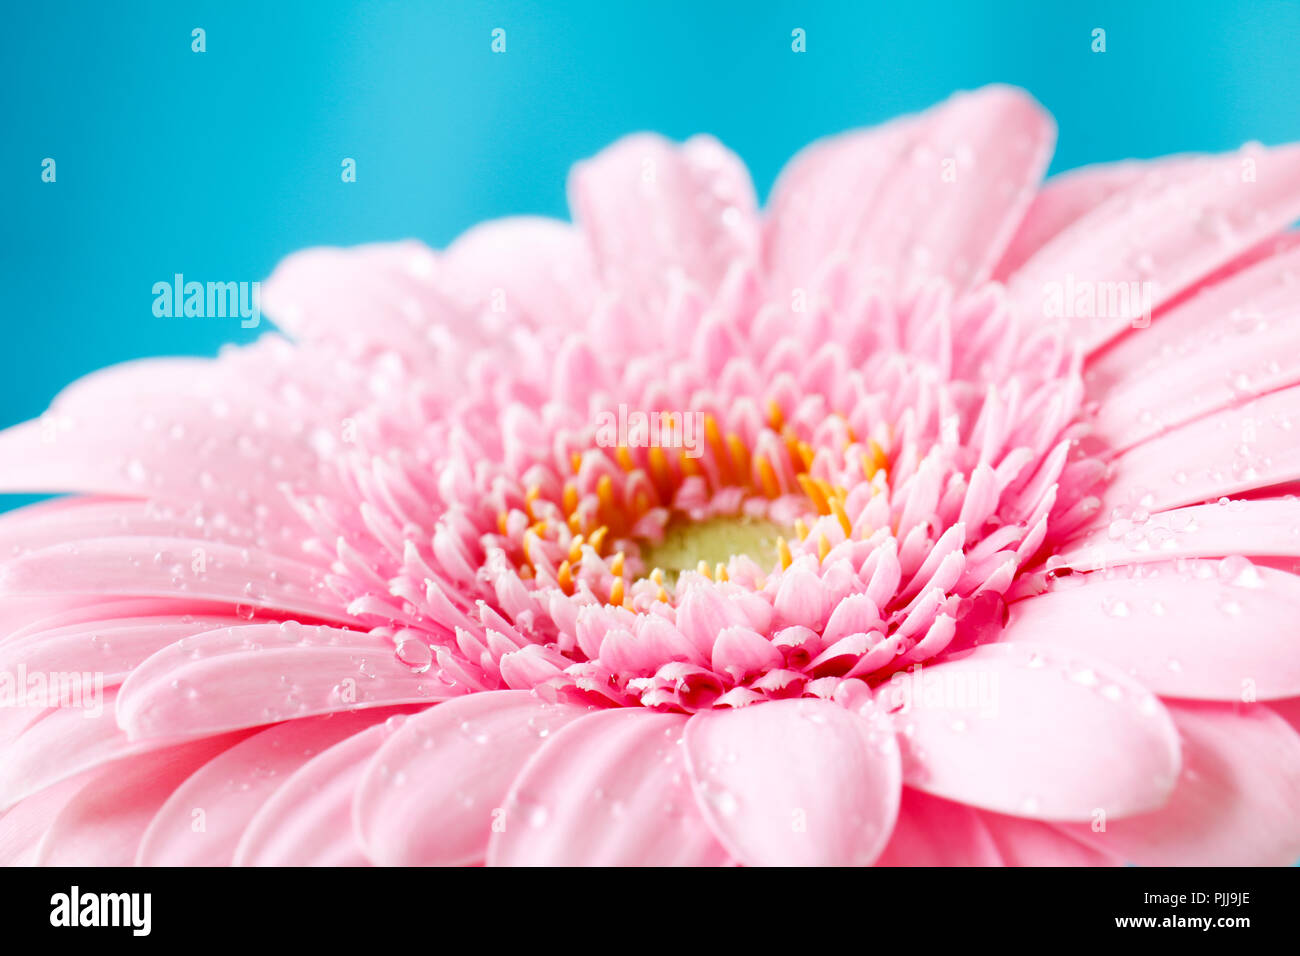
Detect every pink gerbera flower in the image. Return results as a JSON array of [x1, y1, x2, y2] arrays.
[[3, 85, 1300, 867]]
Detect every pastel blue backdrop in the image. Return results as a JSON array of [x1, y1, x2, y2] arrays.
[[4, 0, 1300, 512]]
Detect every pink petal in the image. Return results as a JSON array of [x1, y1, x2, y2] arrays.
[[0, 775, 89, 866], [261, 240, 449, 353], [1059, 498, 1300, 570], [137, 709, 396, 865], [891, 643, 1180, 820], [1007, 144, 1300, 353], [1101, 383, 1300, 514], [234, 717, 408, 866], [488, 708, 729, 866], [0, 354, 333, 529], [0, 688, 169, 808], [0, 614, 246, 687], [766, 85, 1053, 295], [34, 734, 247, 865], [993, 159, 1167, 280], [1055, 701, 1300, 865], [354, 690, 587, 865], [873, 788, 1002, 866], [1007, 560, 1300, 700], [440, 217, 599, 332], [116, 623, 461, 740], [0, 537, 349, 623], [569, 133, 759, 325], [683, 697, 901, 866], [979, 811, 1122, 866], [1086, 242, 1300, 451]]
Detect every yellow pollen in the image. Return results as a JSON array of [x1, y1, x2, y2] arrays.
[[562, 481, 579, 515], [608, 576, 625, 607], [610, 551, 625, 577], [817, 533, 831, 562], [557, 559, 574, 594], [696, 560, 713, 580], [715, 562, 728, 582], [524, 485, 541, 519], [794, 518, 809, 541], [567, 534, 585, 564], [587, 525, 609, 554], [616, 445, 635, 471], [777, 536, 793, 569]]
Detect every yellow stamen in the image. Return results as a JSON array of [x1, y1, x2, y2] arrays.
[[616, 445, 635, 471], [776, 536, 793, 569], [596, 474, 615, 515], [757, 454, 781, 499], [797, 474, 829, 514], [587, 525, 608, 555], [818, 533, 831, 562], [814, 477, 838, 509], [609, 576, 625, 607], [830, 497, 852, 538], [715, 562, 728, 582], [557, 559, 573, 594], [610, 551, 625, 577], [869, 438, 888, 473], [648, 445, 670, 492], [705, 415, 730, 484], [793, 517, 809, 541], [726, 433, 750, 483], [767, 398, 784, 431], [696, 560, 713, 580]]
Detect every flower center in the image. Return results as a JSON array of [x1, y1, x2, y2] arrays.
[[636, 514, 790, 588]]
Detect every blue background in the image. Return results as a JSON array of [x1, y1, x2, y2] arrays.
[[4, 0, 1300, 493]]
